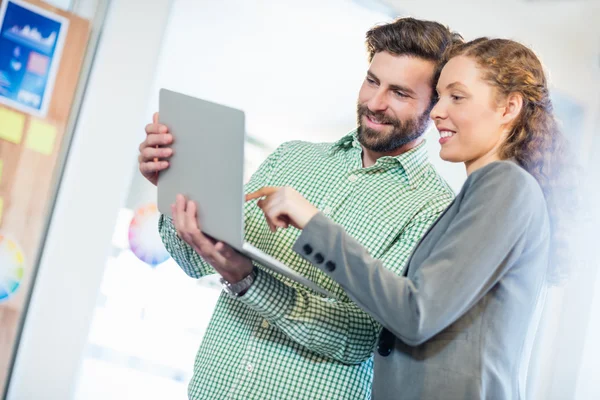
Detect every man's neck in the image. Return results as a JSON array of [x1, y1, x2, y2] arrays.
[[361, 138, 424, 168]]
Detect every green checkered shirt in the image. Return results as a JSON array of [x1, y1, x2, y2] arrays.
[[159, 130, 454, 399]]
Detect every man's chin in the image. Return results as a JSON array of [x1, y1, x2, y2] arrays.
[[357, 135, 391, 153], [357, 129, 418, 153]]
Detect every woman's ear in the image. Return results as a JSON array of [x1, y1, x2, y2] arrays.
[[500, 92, 524, 126]]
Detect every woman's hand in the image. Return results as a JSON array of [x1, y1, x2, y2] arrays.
[[246, 186, 319, 232]]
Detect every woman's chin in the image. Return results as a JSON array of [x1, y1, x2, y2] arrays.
[[439, 149, 464, 164]]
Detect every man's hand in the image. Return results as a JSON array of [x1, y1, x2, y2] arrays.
[[171, 194, 253, 283], [246, 186, 319, 232], [138, 112, 174, 186]]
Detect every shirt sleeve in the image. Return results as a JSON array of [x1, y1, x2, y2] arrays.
[[238, 197, 449, 364], [293, 162, 548, 346]]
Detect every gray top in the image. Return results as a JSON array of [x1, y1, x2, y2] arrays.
[[293, 161, 550, 399]]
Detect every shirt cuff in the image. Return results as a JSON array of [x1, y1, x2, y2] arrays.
[[237, 267, 295, 322]]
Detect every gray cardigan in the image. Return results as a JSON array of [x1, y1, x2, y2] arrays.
[[293, 161, 550, 399]]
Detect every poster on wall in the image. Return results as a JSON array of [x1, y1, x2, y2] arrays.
[[0, 0, 69, 117]]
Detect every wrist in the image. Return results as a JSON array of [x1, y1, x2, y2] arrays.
[[220, 266, 258, 298], [221, 270, 250, 284], [220, 257, 254, 283], [298, 207, 319, 229]]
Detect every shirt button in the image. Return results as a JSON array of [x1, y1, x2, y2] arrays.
[[322, 206, 332, 215], [348, 174, 358, 182], [261, 319, 270, 329], [246, 363, 254, 373]]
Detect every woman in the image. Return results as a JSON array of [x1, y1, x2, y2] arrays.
[[246, 38, 572, 399]]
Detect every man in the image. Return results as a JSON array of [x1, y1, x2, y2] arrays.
[[138, 17, 461, 399]]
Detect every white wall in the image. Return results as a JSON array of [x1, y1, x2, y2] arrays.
[[575, 108, 600, 399], [6, 0, 173, 399], [577, 264, 600, 399], [154, 0, 381, 145]]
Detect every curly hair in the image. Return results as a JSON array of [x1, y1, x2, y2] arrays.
[[445, 38, 578, 283]]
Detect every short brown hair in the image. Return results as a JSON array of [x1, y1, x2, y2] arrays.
[[366, 17, 463, 106], [366, 17, 463, 62]]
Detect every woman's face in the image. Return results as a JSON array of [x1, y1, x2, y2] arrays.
[[431, 55, 515, 174]]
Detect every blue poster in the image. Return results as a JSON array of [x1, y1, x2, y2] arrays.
[[0, 0, 68, 117]]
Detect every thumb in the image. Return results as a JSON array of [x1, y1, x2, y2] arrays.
[[153, 112, 159, 125]]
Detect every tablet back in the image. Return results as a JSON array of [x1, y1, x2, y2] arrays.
[[157, 89, 246, 250]]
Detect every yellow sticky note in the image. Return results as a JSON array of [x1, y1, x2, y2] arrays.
[[25, 119, 57, 156], [0, 107, 25, 144]]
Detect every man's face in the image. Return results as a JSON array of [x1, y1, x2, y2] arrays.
[[357, 51, 436, 153]]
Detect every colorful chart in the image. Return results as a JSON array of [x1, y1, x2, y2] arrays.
[[128, 204, 170, 267], [0, 234, 24, 302]]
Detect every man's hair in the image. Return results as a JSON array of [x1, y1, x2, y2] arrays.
[[366, 17, 463, 101], [366, 17, 463, 62]]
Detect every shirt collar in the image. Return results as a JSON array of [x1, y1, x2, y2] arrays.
[[329, 129, 430, 188], [328, 130, 362, 154]]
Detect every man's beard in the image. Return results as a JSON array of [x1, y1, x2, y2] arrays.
[[356, 103, 430, 153]]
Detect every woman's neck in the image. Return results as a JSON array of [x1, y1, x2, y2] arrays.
[[465, 151, 502, 176]]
